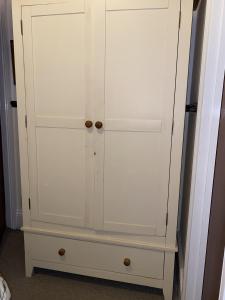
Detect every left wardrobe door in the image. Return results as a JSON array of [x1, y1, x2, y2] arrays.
[[22, 2, 94, 227]]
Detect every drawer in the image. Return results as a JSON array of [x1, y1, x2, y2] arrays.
[[28, 234, 165, 280]]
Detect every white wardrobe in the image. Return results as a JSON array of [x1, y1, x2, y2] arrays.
[[12, 0, 193, 299]]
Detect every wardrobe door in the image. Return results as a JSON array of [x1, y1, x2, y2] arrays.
[[94, 0, 181, 236], [22, 2, 94, 227]]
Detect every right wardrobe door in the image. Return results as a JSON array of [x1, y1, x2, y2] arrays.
[[94, 0, 181, 237]]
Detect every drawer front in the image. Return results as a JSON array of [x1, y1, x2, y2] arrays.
[[28, 234, 165, 279]]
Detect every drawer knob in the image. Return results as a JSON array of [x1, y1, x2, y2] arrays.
[[85, 120, 93, 128], [124, 258, 131, 267], [95, 121, 103, 129], [58, 248, 66, 256]]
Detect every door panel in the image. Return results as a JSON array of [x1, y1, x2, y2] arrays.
[[104, 132, 163, 235], [36, 128, 86, 226], [32, 13, 85, 118], [95, 1, 180, 236], [22, 3, 92, 227]]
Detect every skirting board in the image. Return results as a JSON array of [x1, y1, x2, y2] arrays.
[[16, 209, 23, 229], [177, 233, 184, 296], [219, 250, 225, 300]]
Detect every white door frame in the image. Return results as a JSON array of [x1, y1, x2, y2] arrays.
[[182, 0, 225, 299], [219, 251, 225, 300]]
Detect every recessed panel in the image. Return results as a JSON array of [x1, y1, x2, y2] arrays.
[[36, 127, 86, 224], [103, 132, 169, 236], [32, 13, 85, 118], [105, 9, 169, 121]]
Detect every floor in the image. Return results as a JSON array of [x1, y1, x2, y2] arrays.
[[0, 230, 165, 300]]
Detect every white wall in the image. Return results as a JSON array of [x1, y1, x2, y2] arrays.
[[0, 0, 21, 229], [219, 251, 225, 300]]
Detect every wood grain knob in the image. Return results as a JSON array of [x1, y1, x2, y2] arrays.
[[124, 258, 131, 267], [95, 121, 103, 129], [58, 248, 66, 256], [85, 120, 93, 128]]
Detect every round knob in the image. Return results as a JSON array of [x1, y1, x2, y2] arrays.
[[124, 258, 131, 267], [85, 120, 93, 128], [95, 121, 103, 129], [58, 248, 66, 256]]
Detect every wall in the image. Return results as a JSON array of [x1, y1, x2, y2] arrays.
[[0, 0, 21, 229]]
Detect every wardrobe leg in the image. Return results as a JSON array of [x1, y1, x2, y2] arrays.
[[24, 250, 33, 277], [25, 262, 33, 277], [163, 252, 175, 300], [24, 233, 33, 277]]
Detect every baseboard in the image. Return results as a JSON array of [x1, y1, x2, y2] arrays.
[[177, 233, 184, 297], [16, 209, 23, 229]]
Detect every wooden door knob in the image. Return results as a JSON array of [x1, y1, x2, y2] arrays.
[[58, 248, 66, 256], [85, 120, 93, 128], [124, 258, 131, 267], [95, 121, 103, 129]]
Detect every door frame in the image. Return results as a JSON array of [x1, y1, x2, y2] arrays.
[[219, 252, 225, 300], [182, 0, 225, 299]]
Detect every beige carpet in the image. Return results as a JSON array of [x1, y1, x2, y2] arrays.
[[0, 230, 164, 300]]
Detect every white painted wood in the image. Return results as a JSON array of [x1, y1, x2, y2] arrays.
[[24, 234, 33, 277], [182, 1, 225, 300], [32, 260, 164, 288], [104, 119, 162, 132], [96, 0, 181, 237], [12, 0, 194, 297], [20, 0, 79, 4], [106, 0, 168, 11], [177, 7, 198, 237], [166, 0, 193, 248], [12, 0, 31, 227], [35, 128, 86, 225], [28, 2, 85, 15], [21, 3, 93, 227], [28, 233, 165, 279], [89, 0, 106, 231], [163, 252, 175, 300], [27, 222, 169, 249], [22, 226, 177, 252], [35, 117, 84, 129], [219, 250, 225, 300]]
